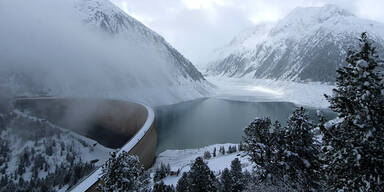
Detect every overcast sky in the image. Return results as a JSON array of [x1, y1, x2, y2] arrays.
[[110, 0, 384, 65]]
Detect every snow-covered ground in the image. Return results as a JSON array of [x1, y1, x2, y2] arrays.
[[11, 109, 114, 169], [150, 143, 253, 186], [0, 110, 114, 191], [3, 128, 113, 176], [207, 76, 334, 109]]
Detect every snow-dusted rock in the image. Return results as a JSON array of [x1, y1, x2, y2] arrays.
[[205, 4, 384, 82]]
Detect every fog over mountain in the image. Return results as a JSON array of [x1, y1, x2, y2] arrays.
[[205, 5, 384, 82], [0, 0, 211, 105]]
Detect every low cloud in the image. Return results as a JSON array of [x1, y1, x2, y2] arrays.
[[0, 0, 180, 100], [111, 0, 384, 65]]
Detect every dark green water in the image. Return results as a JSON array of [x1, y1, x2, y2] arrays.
[[155, 98, 336, 152]]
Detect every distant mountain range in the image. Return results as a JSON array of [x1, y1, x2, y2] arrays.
[[205, 5, 384, 82], [0, 0, 211, 105]]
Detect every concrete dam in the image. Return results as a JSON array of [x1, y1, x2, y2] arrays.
[[14, 98, 157, 191]]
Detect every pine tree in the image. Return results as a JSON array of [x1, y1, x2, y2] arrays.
[[100, 152, 150, 192], [0, 175, 8, 188], [219, 168, 232, 192], [242, 170, 252, 186], [219, 146, 225, 155], [204, 151, 212, 159], [154, 163, 171, 182], [17, 161, 25, 176], [227, 146, 232, 154], [323, 32, 384, 191], [238, 142, 245, 151], [242, 117, 275, 167], [152, 181, 175, 192], [0, 138, 9, 166], [45, 142, 53, 156], [176, 172, 190, 192], [279, 107, 322, 190], [166, 164, 171, 175], [230, 158, 244, 192], [243, 110, 322, 190], [272, 120, 281, 133], [227, 146, 237, 154], [188, 157, 217, 192]]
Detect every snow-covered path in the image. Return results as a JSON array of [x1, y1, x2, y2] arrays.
[[207, 76, 334, 109]]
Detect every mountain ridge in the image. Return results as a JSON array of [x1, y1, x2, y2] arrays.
[[75, 0, 204, 82], [206, 4, 384, 82]]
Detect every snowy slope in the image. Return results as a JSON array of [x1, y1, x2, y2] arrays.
[[0, 0, 212, 106], [150, 143, 253, 187], [207, 76, 333, 109], [0, 110, 114, 191], [206, 4, 384, 82]]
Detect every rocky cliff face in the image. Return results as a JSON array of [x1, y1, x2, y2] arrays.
[[206, 5, 384, 82]]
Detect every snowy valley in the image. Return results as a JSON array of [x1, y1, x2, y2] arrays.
[[0, 0, 383, 192]]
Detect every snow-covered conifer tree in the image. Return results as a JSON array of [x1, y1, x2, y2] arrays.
[[243, 109, 321, 190], [152, 181, 175, 192], [279, 107, 321, 190], [230, 158, 244, 192], [323, 32, 384, 191], [188, 157, 217, 192], [154, 163, 171, 182], [242, 117, 274, 167], [176, 172, 190, 192], [220, 168, 232, 192], [100, 152, 150, 192]]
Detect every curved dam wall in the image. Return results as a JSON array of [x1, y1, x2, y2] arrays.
[[13, 98, 157, 191]]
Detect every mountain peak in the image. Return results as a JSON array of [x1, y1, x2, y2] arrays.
[[321, 4, 355, 17], [282, 4, 354, 26], [206, 4, 384, 82], [290, 4, 354, 17]]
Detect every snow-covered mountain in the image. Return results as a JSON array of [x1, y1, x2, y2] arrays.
[[0, 0, 211, 105], [206, 5, 384, 82]]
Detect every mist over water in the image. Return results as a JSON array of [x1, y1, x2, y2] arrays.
[[156, 98, 336, 153]]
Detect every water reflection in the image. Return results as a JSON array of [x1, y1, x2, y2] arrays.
[[156, 98, 335, 152]]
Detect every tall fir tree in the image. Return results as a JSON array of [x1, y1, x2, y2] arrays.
[[188, 157, 218, 192], [219, 168, 232, 192], [154, 163, 171, 182], [279, 107, 322, 191], [229, 158, 244, 192], [176, 172, 190, 192], [323, 32, 384, 191], [152, 181, 175, 192], [243, 109, 322, 191], [242, 117, 275, 167], [100, 152, 150, 192]]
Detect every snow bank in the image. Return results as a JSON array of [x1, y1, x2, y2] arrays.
[[207, 76, 334, 108], [150, 143, 253, 186]]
